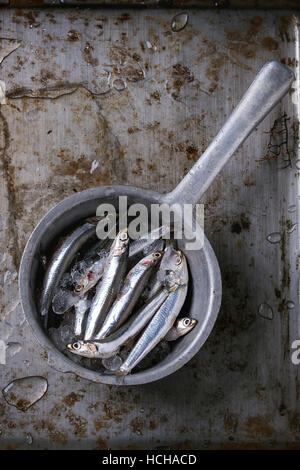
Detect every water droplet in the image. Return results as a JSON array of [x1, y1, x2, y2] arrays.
[[258, 303, 274, 320], [287, 223, 298, 234], [171, 13, 188, 32], [288, 204, 296, 213], [2, 376, 48, 412], [113, 78, 127, 91], [23, 360, 31, 367], [26, 433, 33, 445], [140, 408, 145, 413], [7, 342, 22, 357], [266, 232, 281, 244], [286, 301, 295, 309], [102, 355, 122, 371]]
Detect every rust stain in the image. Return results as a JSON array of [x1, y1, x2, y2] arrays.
[[244, 416, 275, 438], [63, 392, 82, 407], [93, 436, 108, 450], [281, 57, 299, 67], [115, 13, 131, 26], [279, 15, 294, 42], [226, 16, 263, 61], [224, 413, 238, 434], [67, 30, 81, 42], [34, 420, 68, 445], [94, 417, 110, 431], [127, 126, 141, 134], [0, 110, 21, 270], [150, 90, 161, 103], [261, 37, 279, 51], [66, 410, 88, 438], [205, 56, 225, 94], [83, 43, 99, 67], [130, 416, 144, 435], [166, 63, 194, 101], [231, 213, 251, 234]]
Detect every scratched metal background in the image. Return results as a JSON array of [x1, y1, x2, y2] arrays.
[[0, 2, 299, 450]]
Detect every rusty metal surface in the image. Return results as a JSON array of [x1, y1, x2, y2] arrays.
[[0, 6, 299, 449]]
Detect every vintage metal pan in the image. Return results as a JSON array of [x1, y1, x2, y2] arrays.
[[19, 61, 294, 385]]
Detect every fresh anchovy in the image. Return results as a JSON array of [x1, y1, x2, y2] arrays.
[[165, 317, 197, 341], [117, 250, 188, 375], [84, 228, 129, 340], [142, 243, 179, 301], [67, 288, 169, 358], [40, 216, 103, 318], [94, 250, 164, 339], [74, 297, 90, 337]]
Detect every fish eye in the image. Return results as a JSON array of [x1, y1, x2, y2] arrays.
[[183, 318, 190, 327], [120, 232, 128, 241], [153, 252, 161, 258], [74, 284, 82, 293], [73, 342, 81, 350], [176, 256, 182, 265]]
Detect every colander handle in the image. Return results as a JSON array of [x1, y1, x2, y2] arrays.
[[165, 61, 294, 206]]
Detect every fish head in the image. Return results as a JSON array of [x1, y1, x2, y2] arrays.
[[163, 249, 188, 290], [141, 250, 164, 267], [174, 317, 197, 337], [175, 251, 189, 285], [111, 228, 129, 256], [67, 340, 98, 358], [74, 276, 90, 295]]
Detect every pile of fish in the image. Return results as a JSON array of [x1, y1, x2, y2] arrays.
[[40, 215, 197, 375]]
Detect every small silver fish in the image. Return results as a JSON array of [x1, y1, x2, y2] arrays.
[[84, 228, 129, 340], [165, 317, 197, 341], [40, 216, 103, 319], [117, 250, 188, 375], [67, 287, 169, 358], [141, 243, 180, 301], [94, 250, 164, 340]]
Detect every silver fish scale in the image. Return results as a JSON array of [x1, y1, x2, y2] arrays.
[[84, 246, 128, 340], [91, 288, 170, 358], [119, 282, 188, 374], [94, 256, 158, 339], [41, 221, 98, 318]]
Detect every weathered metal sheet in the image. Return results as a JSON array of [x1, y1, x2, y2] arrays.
[[0, 6, 299, 449]]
